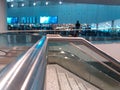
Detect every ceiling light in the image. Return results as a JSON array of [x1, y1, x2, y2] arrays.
[[7, 0, 14, 2], [21, 3, 24, 7], [45, 1, 48, 5], [11, 4, 14, 7], [59, 1, 62, 5], [33, 2, 36, 6]]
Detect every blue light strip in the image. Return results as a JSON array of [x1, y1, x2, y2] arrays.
[[35, 36, 46, 49]]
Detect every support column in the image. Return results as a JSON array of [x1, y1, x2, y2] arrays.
[[111, 20, 114, 28], [96, 23, 98, 30], [0, 0, 7, 32]]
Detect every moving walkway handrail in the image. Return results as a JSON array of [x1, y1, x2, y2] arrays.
[[0, 36, 47, 90]]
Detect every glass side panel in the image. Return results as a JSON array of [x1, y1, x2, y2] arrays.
[[0, 33, 40, 72], [47, 41, 120, 90], [0, 33, 42, 48], [73, 41, 120, 81]]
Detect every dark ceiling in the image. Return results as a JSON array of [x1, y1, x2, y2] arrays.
[[65, 0, 120, 5], [6, 0, 120, 5]]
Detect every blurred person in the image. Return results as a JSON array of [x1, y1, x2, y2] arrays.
[[75, 20, 81, 37]]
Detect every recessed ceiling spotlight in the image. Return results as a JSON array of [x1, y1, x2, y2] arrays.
[[59, 1, 62, 5], [33, 2, 36, 6], [11, 4, 14, 7], [45, 1, 49, 5], [21, 3, 24, 7]]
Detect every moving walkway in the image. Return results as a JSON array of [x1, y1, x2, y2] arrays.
[[0, 34, 119, 90]]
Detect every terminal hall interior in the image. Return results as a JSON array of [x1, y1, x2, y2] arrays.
[[0, 0, 120, 90]]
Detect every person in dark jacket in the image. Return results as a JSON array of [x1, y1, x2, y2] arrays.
[[75, 20, 80, 29], [75, 20, 81, 36]]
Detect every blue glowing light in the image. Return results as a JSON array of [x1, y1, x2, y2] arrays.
[[40, 16, 58, 24], [35, 36, 46, 49]]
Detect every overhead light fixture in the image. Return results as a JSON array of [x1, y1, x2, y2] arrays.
[[7, 0, 14, 2], [21, 3, 24, 7], [59, 1, 62, 5], [45, 1, 48, 5], [11, 4, 14, 7], [33, 2, 36, 6]]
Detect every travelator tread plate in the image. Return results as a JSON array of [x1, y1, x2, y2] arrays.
[[45, 64, 100, 90]]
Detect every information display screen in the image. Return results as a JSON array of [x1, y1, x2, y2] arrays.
[[21, 17, 27, 24], [7, 17, 18, 24], [40, 16, 58, 24]]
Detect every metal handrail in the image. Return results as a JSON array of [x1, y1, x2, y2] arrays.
[[0, 36, 47, 90]]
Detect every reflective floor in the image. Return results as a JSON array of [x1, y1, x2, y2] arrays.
[[0, 46, 30, 71]]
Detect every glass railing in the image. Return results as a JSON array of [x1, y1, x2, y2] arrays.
[[72, 43, 120, 82], [2, 29, 120, 42], [0, 32, 43, 47], [47, 36, 120, 90]]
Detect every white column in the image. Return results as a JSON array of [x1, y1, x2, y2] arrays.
[[0, 0, 7, 32]]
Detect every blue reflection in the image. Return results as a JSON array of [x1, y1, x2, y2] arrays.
[[35, 36, 46, 49]]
